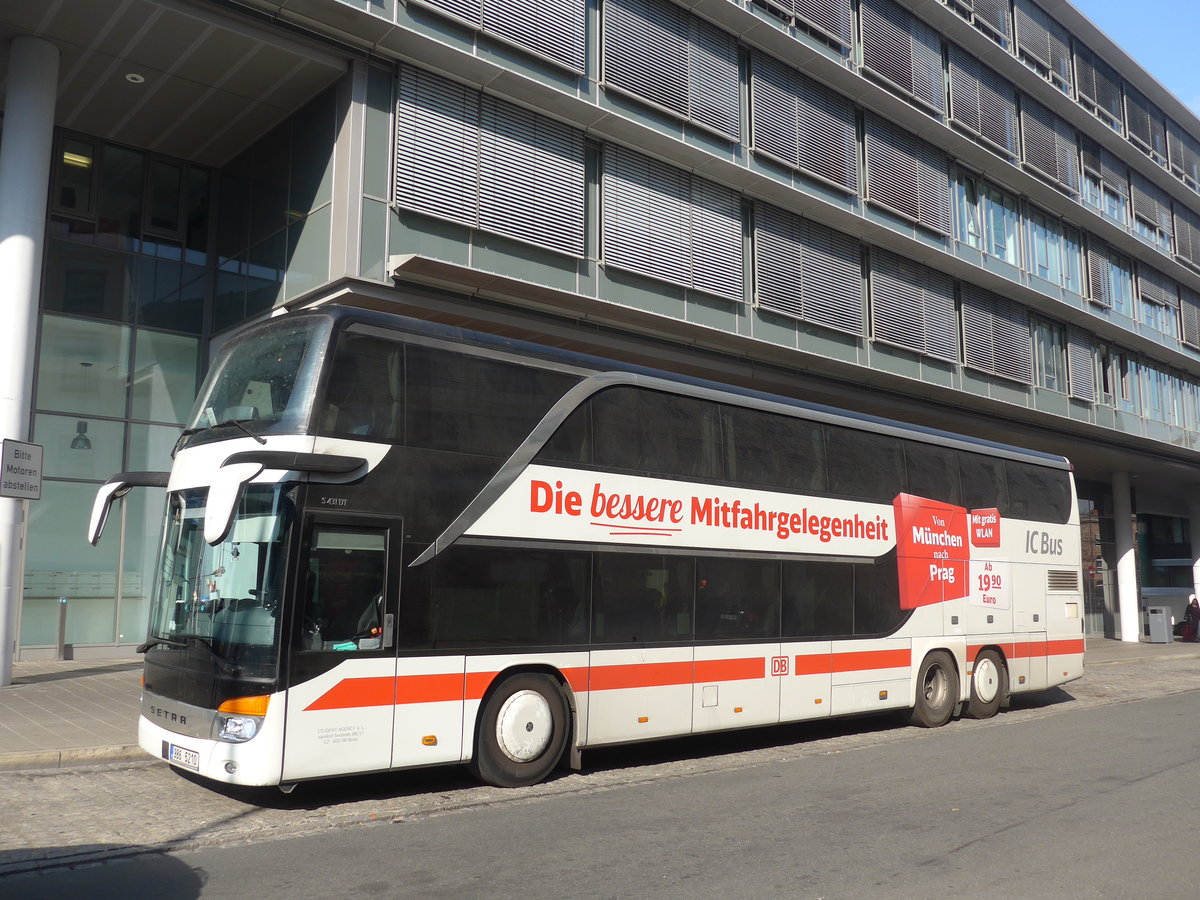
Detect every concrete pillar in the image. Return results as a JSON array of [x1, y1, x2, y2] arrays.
[[0, 36, 59, 685], [1111, 472, 1140, 643]]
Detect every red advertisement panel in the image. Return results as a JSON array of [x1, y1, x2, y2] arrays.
[[893, 494, 970, 610], [970, 508, 1001, 548]]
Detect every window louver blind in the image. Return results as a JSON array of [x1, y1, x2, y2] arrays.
[[602, 146, 743, 301], [1014, 0, 1072, 92], [1073, 43, 1123, 129], [951, 0, 1012, 46], [865, 115, 951, 234], [1021, 97, 1080, 194], [1081, 137, 1127, 200], [961, 284, 1033, 383], [758, 0, 854, 50], [751, 52, 858, 193], [1085, 236, 1113, 307], [603, 0, 740, 141], [1125, 87, 1168, 163], [1174, 204, 1200, 269], [1066, 326, 1096, 402], [1137, 264, 1179, 310], [948, 45, 1018, 157], [1181, 285, 1200, 347], [411, 0, 587, 72], [755, 203, 863, 334], [395, 67, 586, 257], [870, 248, 958, 362], [1167, 120, 1200, 190], [860, 0, 945, 115], [1131, 173, 1174, 247]]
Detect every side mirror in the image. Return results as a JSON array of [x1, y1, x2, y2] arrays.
[[87, 472, 170, 545]]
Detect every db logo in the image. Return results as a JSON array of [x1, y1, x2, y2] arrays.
[[771, 656, 789, 677]]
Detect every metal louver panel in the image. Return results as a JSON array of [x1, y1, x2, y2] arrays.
[[1181, 286, 1200, 347], [1080, 137, 1128, 205], [1021, 97, 1079, 194], [1066, 326, 1096, 402], [483, 0, 586, 72], [1047, 569, 1080, 592], [1074, 43, 1123, 129], [1167, 120, 1200, 190], [690, 177, 745, 302], [961, 284, 1033, 383], [750, 52, 858, 193], [1131, 173, 1174, 245], [1137, 264, 1179, 309], [1125, 87, 1168, 162], [603, 0, 739, 141], [948, 45, 1018, 157], [865, 115, 951, 235], [870, 248, 958, 362], [754, 203, 863, 334], [954, 0, 1012, 45], [1014, 0, 1072, 91], [395, 67, 480, 226], [1085, 237, 1112, 307], [411, 0, 482, 28], [602, 146, 743, 302], [478, 97, 586, 256], [860, 0, 945, 115], [1175, 204, 1200, 269]]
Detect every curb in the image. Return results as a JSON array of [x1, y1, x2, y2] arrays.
[[0, 745, 147, 773]]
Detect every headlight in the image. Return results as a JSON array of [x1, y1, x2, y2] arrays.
[[217, 714, 261, 742]]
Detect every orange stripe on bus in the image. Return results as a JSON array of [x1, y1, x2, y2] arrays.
[[694, 657, 764, 682], [830, 649, 910, 672], [304, 675, 397, 711], [588, 661, 693, 691]]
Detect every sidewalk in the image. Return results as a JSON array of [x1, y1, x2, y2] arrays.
[[2, 636, 1199, 773]]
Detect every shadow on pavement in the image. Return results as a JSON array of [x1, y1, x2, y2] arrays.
[[0, 846, 203, 897]]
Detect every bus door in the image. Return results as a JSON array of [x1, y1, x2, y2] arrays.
[[282, 515, 399, 781]]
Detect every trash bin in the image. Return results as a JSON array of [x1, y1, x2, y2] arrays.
[[1147, 606, 1172, 643]]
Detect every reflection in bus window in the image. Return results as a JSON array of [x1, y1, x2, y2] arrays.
[[695, 557, 780, 640], [904, 442, 962, 506], [593, 553, 693, 644]]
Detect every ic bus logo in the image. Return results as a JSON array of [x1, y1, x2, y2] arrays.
[[771, 656, 789, 677]]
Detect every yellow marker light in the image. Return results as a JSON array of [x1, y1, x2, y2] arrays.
[[733, 706, 743, 713], [878, 690, 888, 701], [814, 698, 822, 704], [217, 695, 270, 716], [422, 735, 438, 746], [1019, 676, 1026, 685], [637, 716, 649, 724]]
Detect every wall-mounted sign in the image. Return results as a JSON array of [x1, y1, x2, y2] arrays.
[[1, 440, 43, 500]]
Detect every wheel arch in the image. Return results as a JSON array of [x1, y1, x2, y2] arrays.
[[969, 644, 1013, 709], [470, 663, 581, 770]]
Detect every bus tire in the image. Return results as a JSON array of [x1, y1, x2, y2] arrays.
[[470, 672, 570, 788], [909, 651, 958, 728], [966, 649, 1006, 719]]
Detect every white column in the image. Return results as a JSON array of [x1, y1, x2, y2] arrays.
[[1111, 472, 1140, 643], [0, 36, 59, 685]]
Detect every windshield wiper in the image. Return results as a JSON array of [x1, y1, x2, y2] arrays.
[[137, 636, 187, 652], [172, 418, 267, 456], [137, 635, 241, 676]]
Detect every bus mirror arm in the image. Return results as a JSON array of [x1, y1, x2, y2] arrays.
[[204, 462, 265, 545], [87, 472, 170, 545]]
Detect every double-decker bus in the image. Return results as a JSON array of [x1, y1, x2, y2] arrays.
[[89, 304, 1084, 789]]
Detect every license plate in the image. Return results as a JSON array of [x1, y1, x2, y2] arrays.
[[167, 742, 199, 771]]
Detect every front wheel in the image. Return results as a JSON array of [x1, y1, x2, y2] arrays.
[[470, 672, 570, 788], [966, 649, 1007, 719], [909, 651, 958, 728]]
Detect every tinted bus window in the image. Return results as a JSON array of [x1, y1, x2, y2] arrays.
[[959, 453, 1009, 513], [825, 425, 905, 502], [1006, 460, 1071, 523], [318, 334, 403, 440], [782, 560, 854, 638], [695, 557, 781, 640], [589, 388, 721, 481], [593, 552, 694, 644], [904, 442, 962, 506], [422, 547, 590, 648], [722, 406, 826, 494], [406, 344, 579, 457]]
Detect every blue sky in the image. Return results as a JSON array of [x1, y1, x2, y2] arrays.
[[1069, 0, 1200, 114]]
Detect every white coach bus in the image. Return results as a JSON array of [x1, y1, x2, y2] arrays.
[[89, 304, 1084, 790]]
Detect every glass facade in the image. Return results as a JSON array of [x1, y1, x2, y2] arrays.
[[21, 87, 337, 653]]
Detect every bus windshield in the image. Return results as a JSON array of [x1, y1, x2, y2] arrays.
[[147, 485, 296, 676], [183, 317, 328, 444]]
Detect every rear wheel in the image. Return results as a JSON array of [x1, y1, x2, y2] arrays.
[[470, 672, 570, 788], [966, 649, 1007, 719], [909, 651, 958, 728]]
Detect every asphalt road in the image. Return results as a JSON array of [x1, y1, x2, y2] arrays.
[[3, 652, 1199, 899]]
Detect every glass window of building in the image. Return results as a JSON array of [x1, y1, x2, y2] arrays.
[[954, 171, 984, 250], [983, 182, 1020, 265], [1026, 206, 1062, 284], [1033, 317, 1065, 391]]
